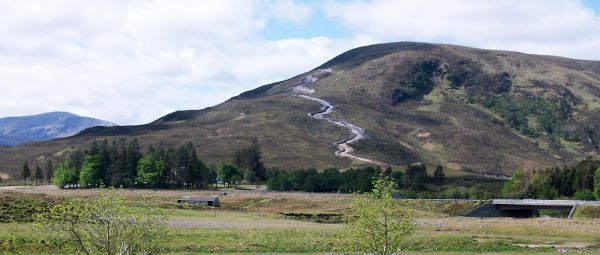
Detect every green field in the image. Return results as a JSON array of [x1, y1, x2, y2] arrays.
[[1, 186, 600, 254]]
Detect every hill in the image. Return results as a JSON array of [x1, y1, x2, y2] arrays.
[[1, 42, 600, 178], [0, 112, 116, 146]]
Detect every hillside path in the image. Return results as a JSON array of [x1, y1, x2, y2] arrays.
[[291, 69, 386, 165]]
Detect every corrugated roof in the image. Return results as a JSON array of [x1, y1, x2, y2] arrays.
[[180, 196, 219, 201]]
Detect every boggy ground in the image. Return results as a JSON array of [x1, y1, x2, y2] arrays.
[[1, 185, 600, 254]]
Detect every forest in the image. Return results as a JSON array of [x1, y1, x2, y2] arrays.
[[18, 137, 600, 201], [501, 156, 600, 200], [21, 138, 446, 194]]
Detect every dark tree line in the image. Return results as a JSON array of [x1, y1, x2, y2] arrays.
[[53, 138, 214, 189], [502, 156, 600, 200], [267, 167, 382, 193], [266, 164, 445, 194], [42, 137, 452, 195]]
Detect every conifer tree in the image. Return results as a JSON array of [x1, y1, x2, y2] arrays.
[[34, 165, 43, 185], [21, 162, 31, 186], [433, 165, 445, 187], [44, 160, 53, 184]]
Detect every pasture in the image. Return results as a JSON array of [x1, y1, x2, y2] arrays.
[[1, 186, 599, 254]]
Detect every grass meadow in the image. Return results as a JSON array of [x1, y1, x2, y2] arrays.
[[1, 186, 600, 254]]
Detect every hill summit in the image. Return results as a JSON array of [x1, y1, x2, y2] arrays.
[[1, 42, 600, 178]]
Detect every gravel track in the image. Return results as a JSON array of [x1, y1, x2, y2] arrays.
[[292, 69, 386, 165]]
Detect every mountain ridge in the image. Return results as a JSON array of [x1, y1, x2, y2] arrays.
[[0, 111, 116, 146], [1, 42, 600, 178]]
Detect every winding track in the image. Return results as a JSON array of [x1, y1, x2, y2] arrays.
[[292, 69, 386, 165]]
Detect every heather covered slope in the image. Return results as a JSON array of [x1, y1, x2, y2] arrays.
[[2, 42, 600, 178]]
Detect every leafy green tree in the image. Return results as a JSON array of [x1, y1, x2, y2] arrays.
[[136, 154, 166, 187], [594, 167, 600, 200], [53, 163, 79, 188], [529, 173, 557, 199], [243, 169, 256, 184], [336, 178, 414, 255], [79, 155, 103, 188], [33, 165, 43, 185], [233, 139, 266, 182], [218, 162, 240, 188], [21, 162, 31, 186], [34, 190, 169, 255], [501, 169, 528, 198], [574, 189, 596, 201]]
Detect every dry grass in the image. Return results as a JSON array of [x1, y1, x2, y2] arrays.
[[2, 187, 600, 254]]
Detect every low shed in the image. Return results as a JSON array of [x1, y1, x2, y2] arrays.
[[177, 196, 220, 207]]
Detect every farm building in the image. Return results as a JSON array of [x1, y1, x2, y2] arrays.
[[177, 196, 220, 207]]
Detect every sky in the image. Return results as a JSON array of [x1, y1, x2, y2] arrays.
[[0, 0, 599, 125]]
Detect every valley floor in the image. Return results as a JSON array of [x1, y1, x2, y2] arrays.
[[1, 186, 600, 254]]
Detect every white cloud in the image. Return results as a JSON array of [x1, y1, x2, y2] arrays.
[[0, 0, 343, 124], [269, 0, 314, 25], [0, 0, 599, 125], [324, 0, 600, 60]]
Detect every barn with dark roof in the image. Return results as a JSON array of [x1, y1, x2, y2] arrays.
[[177, 196, 220, 207]]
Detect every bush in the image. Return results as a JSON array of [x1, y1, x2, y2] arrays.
[[574, 189, 596, 201], [0, 193, 55, 223], [391, 59, 440, 104]]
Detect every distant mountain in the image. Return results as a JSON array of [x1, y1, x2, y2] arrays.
[[0, 112, 116, 146]]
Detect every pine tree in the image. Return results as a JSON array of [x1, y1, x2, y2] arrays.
[[433, 165, 445, 187], [594, 167, 600, 200], [34, 165, 43, 185], [21, 162, 31, 185], [44, 160, 53, 184], [248, 139, 266, 181]]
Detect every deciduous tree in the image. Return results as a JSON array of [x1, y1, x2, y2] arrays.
[[218, 162, 240, 188], [136, 154, 166, 188], [79, 155, 102, 188], [34, 190, 169, 255], [336, 178, 415, 255], [53, 163, 79, 188], [501, 169, 528, 198]]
